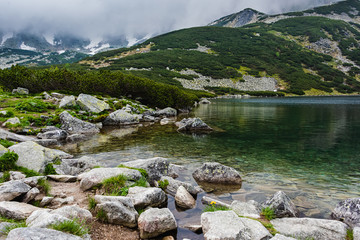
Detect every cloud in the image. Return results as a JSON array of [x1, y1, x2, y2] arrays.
[[0, 0, 340, 40]]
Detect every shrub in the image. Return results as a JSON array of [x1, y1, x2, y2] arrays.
[[0, 151, 18, 172], [261, 207, 276, 221], [15, 99, 55, 112], [50, 219, 89, 237]]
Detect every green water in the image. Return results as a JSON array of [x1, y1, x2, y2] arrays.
[[63, 96, 360, 222]]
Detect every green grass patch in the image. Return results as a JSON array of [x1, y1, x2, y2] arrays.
[[261, 221, 278, 236], [117, 164, 148, 178], [88, 197, 97, 211], [261, 207, 276, 221], [44, 163, 57, 175], [102, 174, 128, 196], [157, 179, 169, 191], [2, 221, 27, 235], [0, 139, 14, 148], [15, 166, 40, 177], [96, 208, 108, 222], [50, 219, 89, 237], [203, 204, 230, 212], [15, 99, 56, 113], [346, 229, 354, 240], [37, 178, 51, 196], [0, 151, 18, 172]]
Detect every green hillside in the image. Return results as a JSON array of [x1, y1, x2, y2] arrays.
[[81, 18, 360, 95]]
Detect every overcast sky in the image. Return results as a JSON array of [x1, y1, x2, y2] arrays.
[[0, 0, 340, 40]]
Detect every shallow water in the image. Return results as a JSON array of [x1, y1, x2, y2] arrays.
[[61, 96, 360, 238]]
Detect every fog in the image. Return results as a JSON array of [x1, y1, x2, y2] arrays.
[[0, 0, 341, 39]]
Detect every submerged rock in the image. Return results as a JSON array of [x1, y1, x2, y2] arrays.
[[176, 118, 213, 132], [192, 162, 242, 185], [76, 93, 110, 113], [331, 198, 360, 227], [263, 191, 298, 218], [59, 111, 100, 134], [271, 217, 348, 240], [138, 208, 177, 239]]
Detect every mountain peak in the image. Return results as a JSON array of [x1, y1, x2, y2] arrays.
[[208, 8, 265, 28]]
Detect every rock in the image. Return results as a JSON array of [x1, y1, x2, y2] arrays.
[[37, 130, 68, 140], [12, 87, 29, 95], [76, 94, 110, 113], [42, 92, 52, 100], [40, 196, 54, 207], [354, 227, 360, 240], [231, 200, 261, 218], [199, 98, 211, 104], [66, 134, 88, 143], [21, 176, 46, 188], [154, 107, 177, 117], [33, 139, 58, 147], [0, 180, 31, 201], [160, 118, 175, 125], [0, 129, 34, 142], [202, 196, 231, 208], [270, 234, 297, 240], [142, 115, 156, 122], [47, 175, 77, 182], [176, 117, 213, 132], [22, 187, 40, 203], [95, 198, 138, 228], [263, 191, 298, 218], [138, 208, 177, 239], [127, 187, 167, 208], [271, 217, 348, 240], [201, 211, 251, 240], [51, 92, 65, 99], [9, 171, 26, 180], [183, 224, 202, 233], [240, 217, 272, 240], [167, 164, 186, 179], [59, 95, 76, 108], [175, 186, 196, 209], [26, 209, 73, 228], [51, 205, 92, 221], [103, 110, 140, 126], [192, 162, 242, 185], [122, 157, 169, 183], [2, 117, 20, 127], [160, 176, 202, 196], [8, 141, 72, 173], [0, 201, 40, 220], [41, 126, 60, 133], [78, 167, 142, 191], [59, 111, 100, 134], [53, 156, 97, 176], [7, 227, 82, 240], [331, 198, 360, 227], [50, 196, 75, 208]]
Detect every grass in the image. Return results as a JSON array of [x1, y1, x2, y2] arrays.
[[96, 208, 108, 222], [2, 221, 27, 235], [346, 229, 354, 240], [157, 179, 169, 190], [0, 151, 18, 172], [117, 164, 148, 178], [50, 219, 89, 237], [0, 139, 14, 148], [37, 178, 51, 196], [44, 163, 57, 175], [102, 174, 127, 196], [203, 203, 230, 212], [0, 171, 10, 183], [88, 197, 97, 211], [261, 207, 276, 221]]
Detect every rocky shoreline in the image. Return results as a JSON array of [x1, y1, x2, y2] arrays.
[[0, 89, 359, 239]]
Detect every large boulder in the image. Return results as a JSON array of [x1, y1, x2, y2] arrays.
[[95, 196, 138, 228], [331, 198, 360, 227], [122, 157, 169, 183], [59, 95, 76, 109], [176, 118, 213, 132], [231, 200, 261, 219], [138, 208, 177, 239], [271, 217, 348, 240], [0, 181, 31, 201], [103, 110, 140, 126], [53, 156, 97, 176], [59, 111, 100, 134], [192, 162, 242, 185], [2, 117, 20, 127], [263, 191, 298, 218], [271, 234, 297, 240], [154, 107, 177, 117], [7, 227, 82, 240], [0, 129, 33, 142], [127, 186, 167, 208], [76, 93, 110, 113], [12, 87, 29, 95], [240, 217, 272, 240], [175, 186, 196, 209], [51, 205, 92, 221], [78, 167, 142, 191], [37, 130, 68, 141], [160, 176, 202, 196], [26, 210, 70, 228], [0, 201, 40, 220], [354, 227, 360, 240], [22, 187, 40, 203], [201, 211, 251, 240], [8, 141, 72, 173]]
